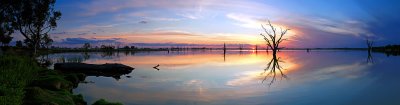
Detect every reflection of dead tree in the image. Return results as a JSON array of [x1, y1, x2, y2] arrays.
[[366, 37, 374, 63], [255, 45, 258, 55], [82, 52, 90, 60], [259, 20, 290, 86], [261, 54, 288, 86], [223, 43, 226, 62], [153, 64, 160, 71], [367, 50, 373, 63], [260, 20, 290, 54]]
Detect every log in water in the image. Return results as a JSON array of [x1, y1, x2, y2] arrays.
[[54, 63, 134, 79]]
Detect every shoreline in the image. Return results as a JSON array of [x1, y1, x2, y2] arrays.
[[0, 52, 123, 105]]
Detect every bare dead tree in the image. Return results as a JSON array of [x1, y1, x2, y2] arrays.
[[223, 43, 226, 62], [366, 37, 374, 51], [259, 20, 290, 54], [259, 20, 290, 86], [366, 37, 374, 63]]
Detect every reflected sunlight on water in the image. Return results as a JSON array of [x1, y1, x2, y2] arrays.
[[44, 50, 400, 105]]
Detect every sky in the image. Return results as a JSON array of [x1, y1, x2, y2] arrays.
[[16, 0, 400, 48]]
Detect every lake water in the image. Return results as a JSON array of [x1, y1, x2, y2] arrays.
[[44, 50, 400, 105]]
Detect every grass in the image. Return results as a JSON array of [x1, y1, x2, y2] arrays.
[[0, 55, 41, 105], [24, 87, 85, 105], [0, 50, 123, 105]]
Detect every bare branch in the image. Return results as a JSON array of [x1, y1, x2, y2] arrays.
[[259, 20, 290, 52]]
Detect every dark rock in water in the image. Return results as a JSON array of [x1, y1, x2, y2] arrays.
[[54, 63, 134, 71], [54, 63, 134, 80]]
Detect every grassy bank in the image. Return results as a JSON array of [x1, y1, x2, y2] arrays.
[[0, 52, 123, 105], [0, 55, 40, 105], [0, 55, 86, 105]]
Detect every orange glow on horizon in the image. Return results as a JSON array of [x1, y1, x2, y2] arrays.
[[80, 23, 301, 47]]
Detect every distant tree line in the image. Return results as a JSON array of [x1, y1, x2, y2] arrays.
[[373, 44, 400, 56], [81, 43, 137, 51], [46, 42, 232, 52]]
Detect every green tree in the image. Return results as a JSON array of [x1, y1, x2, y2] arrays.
[[0, 0, 14, 47], [123, 46, 130, 49], [12, 0, 61, 54], [16, 40, 23, 47], [0, 35, 12, 47], [40, 34, 53, 49], [130, 46, 136, 49]]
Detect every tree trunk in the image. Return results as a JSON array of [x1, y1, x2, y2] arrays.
[[272, 49, 278, 56], [33, 40, 39, 55]]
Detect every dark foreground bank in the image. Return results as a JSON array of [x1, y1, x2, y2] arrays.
[[0, 53, 123, 105]]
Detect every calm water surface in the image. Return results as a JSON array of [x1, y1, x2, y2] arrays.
[[45, 50, 400, 105]]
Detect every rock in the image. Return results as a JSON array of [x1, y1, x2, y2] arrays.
[[76, 73, 86, 81], [65, 74, 79, 84], [64, 73, 87, 88], [32, 76, 73, 91], [24, 69, 88, 105], [24, 87, 86, 105], [72, 94, 87, 105]]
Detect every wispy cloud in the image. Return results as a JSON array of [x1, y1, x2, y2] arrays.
[[178, 13, 202, 19], [295, 17, 373, 37], [139, 21, 148, 24], [227, 12, 373, 39], [80, 0, 203, 16], [86, 30, 261, 45], [57, 37, 123, 45], [308, 62, 370, 80], [51, 0, 395, 47], [114, 11, 181, 22], [226, 13, 266, 29]]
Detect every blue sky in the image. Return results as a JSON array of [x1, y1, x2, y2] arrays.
[[26, 0, 400, 48]]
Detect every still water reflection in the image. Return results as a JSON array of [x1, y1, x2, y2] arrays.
[[45, 50, 400, 105]]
